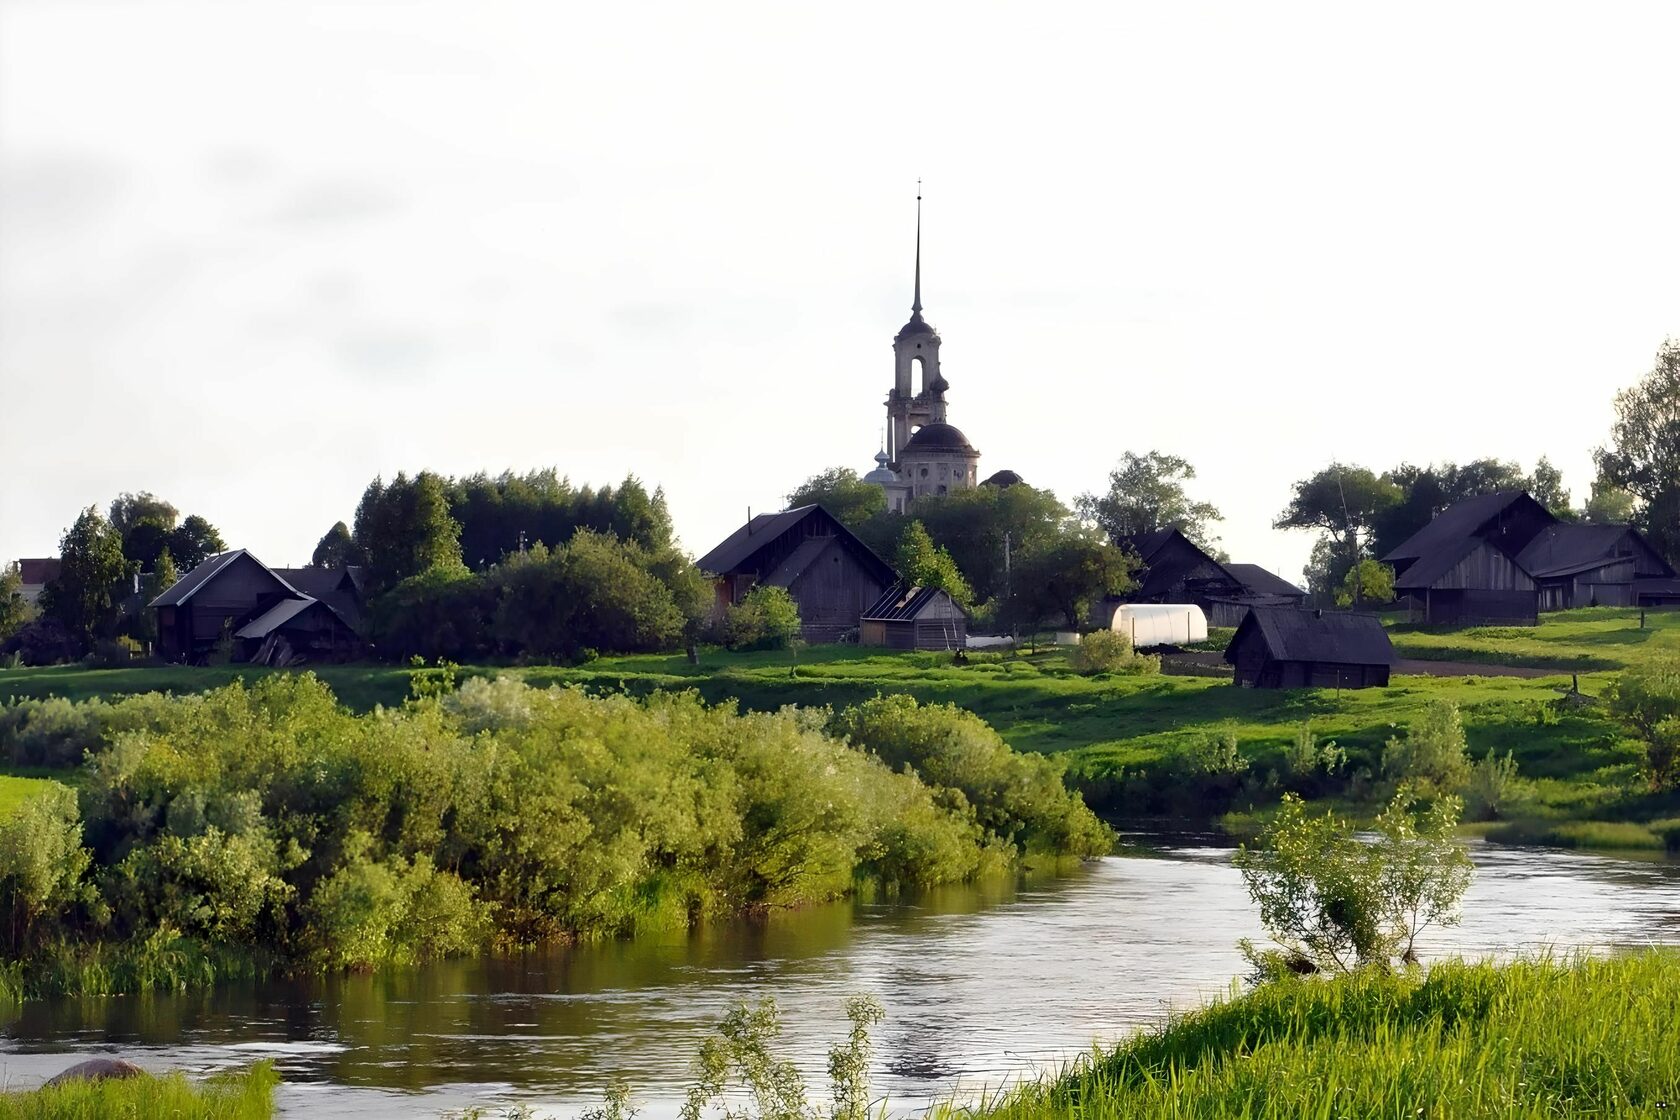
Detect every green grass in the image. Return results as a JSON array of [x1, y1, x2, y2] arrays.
[[0, 1063, 276, 1120], [1389, 605, 1680, 671], [0, 775, 59, 816], [965, 952, 1680, 1120]]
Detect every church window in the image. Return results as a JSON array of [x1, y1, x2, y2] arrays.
[[920, 467, 929, 478]]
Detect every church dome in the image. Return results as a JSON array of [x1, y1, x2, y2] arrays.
[[982, 469, 1023, 488], [894, 313, 940, 343], [862, 449, 898, 484], [902, 422, 977, 455]]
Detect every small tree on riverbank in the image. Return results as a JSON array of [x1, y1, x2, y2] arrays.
[[1606, 655, 1680, 791], [1234, 789, 1472, 976]]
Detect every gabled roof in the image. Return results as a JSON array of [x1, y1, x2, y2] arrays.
[[1226, 607, 1395, 667], [696, 507, 823, 574], [1516, 523, 1675, 579], [1223, 563, 1305, 599], [765, 536, 834, 588], [695, 504, 895, 585], [149, 550, 304, 608], [862, 582, 958, 622], [1382, 491, 1540, 563], [1123, 529, 1181, 564]]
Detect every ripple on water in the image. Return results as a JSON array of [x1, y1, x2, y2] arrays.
[[0, 843, 1675, 1118]]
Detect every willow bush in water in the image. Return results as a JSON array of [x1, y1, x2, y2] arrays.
[[0, 674, 1104, 995]]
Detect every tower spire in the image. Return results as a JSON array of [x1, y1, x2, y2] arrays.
[[912, 180, 924, 315]]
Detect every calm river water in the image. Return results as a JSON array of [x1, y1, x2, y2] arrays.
[[3, 840, 1678, 1117]]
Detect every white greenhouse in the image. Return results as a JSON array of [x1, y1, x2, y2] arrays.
[[1109, 604, 1208, 648]]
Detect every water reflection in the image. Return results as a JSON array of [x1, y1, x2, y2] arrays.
[[1, 843, 1675, 1119]]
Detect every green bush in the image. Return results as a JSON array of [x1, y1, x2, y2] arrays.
[[0, 674, 1098, 995], [1605, 654, 1680, 790], [827, 694, 1112, 860], [1072, 629, 1159, 676], [1382, 699, 1471, 796], [718, 585, 803, 651], [1465, 749, 1526, 821]]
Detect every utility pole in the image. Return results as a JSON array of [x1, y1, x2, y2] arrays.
[[1336, 466, 1359, 608]]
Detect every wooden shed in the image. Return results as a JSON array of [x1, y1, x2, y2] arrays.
[[1225, 607, 1396, 690], [152, 550, 364, 663], [860, 584, 967, 650], [695, 504, 896, 644]]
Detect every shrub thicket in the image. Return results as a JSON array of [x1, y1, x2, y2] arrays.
[[0, 675, 1101, 995], [1072, 630, 1159, 676]]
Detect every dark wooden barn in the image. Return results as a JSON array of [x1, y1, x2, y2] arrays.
[[859, 583, 967, 650], [1097, 530, 1307, 628], [1383, 490, 1679, 624], [1516, 523, 1677, 610], [1383, 492, 1553, 625], [1207, 563, 1308, 627], [695, 504, 896, 644], [1225, 607, 1396, 690], [152, 550, 364, 663]]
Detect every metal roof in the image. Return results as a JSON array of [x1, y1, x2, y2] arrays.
[[861, 582, 956, 622], [234, 597, 319, 639], [149, 550, 305, 607], [694, 505, 894, 585], [901, 422, 976, 455], [1226, 607, 1396, 667]]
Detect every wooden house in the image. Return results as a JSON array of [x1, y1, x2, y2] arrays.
[[1383, 490, 1678, 624], [1099, 530, 1305, 627], [1225, 607, 1396, 690], [695, 505, 896, 644], [860, 583, 967, 650], [1383, 492, 1552, 625], [1515, 523, 1676, 610], [152, 550, 363, 663]]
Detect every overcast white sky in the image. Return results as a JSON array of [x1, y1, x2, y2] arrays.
[[2, 1, 1677, 584]]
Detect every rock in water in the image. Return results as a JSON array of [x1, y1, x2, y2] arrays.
[[44, 1058, 146, 1087]]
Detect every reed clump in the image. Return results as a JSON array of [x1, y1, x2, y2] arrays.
[[963, 952, 1680, 1120], [0, 1061, 277, 1120]]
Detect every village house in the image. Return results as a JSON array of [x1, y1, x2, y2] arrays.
[[151, 549, 364, 664], [1383, 491, 1678, 625], [1225, 606, 1395, 689], [1094, 529, 1306, 628], [695, 505, 896, 644]]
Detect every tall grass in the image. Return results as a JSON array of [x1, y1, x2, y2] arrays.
[[0, 1062, 277, 1120], [963, 952, 1680, 1120]]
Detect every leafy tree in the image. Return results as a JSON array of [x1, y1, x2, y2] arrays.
[[0, 782, 93, 957], [1334, 559, 1395, 609], [311, 522, 356, 569], [1526, 456, 1572, 518], [1275, 464, 1400, 600], [895, 521, 972, 607], [489, 531, 687, 660], [165, 515, 226, 570], [1007, 529, 1137, 631], [784, 468, 887, 532], [0, 563, 29, 644], [1595, 339, 1680, 565], [1234, 788, 1472, 974], [352, 472, 465, 593], [107, 492, 179, 542], [910, 482, 1071, 604], [40, 507, 131, 648], [447, 470, 674, 570], [1077, 451, 1223, 551], [1582, 476, 1638, 524]]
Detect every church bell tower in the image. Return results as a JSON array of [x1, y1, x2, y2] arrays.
[[886, 186, 947, 465]]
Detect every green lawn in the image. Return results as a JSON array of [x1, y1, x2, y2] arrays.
[[0, 775, 63, 817], [3, 607, 1677, 846]]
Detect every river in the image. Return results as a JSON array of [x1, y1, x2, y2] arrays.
[[2, 839, 1677, 1117]]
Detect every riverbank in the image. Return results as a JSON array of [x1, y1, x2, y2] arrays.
[[971, 950, 1680, 1120]]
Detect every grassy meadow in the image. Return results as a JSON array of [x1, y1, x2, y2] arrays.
[[967, 951, 1680, 1120], [2, 607, 1677, 849]]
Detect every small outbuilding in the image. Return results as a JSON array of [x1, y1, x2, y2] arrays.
[[1225, 607, 1396, 690], [859, 583, 967, 650]]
